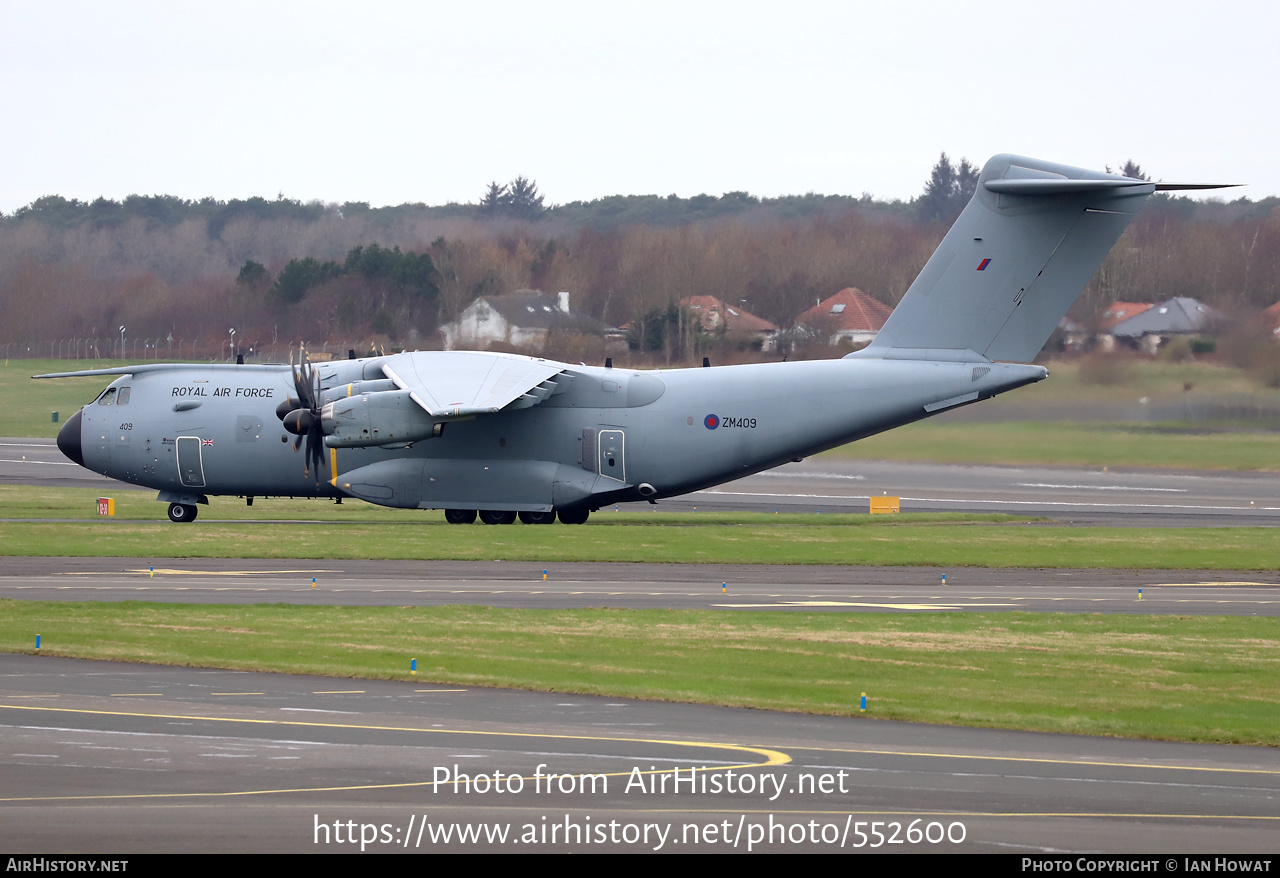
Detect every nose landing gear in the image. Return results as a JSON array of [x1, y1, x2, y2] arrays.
[[167, 503, 198, 523]]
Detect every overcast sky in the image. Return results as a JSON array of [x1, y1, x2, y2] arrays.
[[2, 1, 1273, 213]]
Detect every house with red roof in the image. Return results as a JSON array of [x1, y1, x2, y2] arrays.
[[1094, 301, 1156, 351], [1098, 301, 1155, 331], [680, 296, 779, 352], [794, 288, 893, 346], [1261, 302, 1280, 339]]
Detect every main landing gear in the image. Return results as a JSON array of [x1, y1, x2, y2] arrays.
[[167, 503, 198, 523], [443, 508, 591, 525], [517, 511, 557, 525], [478, 510, 517, 525]]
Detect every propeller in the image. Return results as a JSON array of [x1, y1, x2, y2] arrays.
[[279, 347, 327, 479]]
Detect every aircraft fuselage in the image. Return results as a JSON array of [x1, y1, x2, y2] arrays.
[[57, 355, 1046, 516]]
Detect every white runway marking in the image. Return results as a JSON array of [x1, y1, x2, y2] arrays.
[[0, 458, 77, 466], [754, 471, 866, 481], [694, 489, 1277, 512], [1016, 482, 1187, 492]]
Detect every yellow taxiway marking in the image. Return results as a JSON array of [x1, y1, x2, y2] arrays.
[[715, 601, 1017, 610], [0, 705, 1272, 824], [0, 701, 789, 803], [5, 694, 59, 698]]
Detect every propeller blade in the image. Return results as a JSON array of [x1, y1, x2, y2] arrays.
[[285, 343, 329, 481]]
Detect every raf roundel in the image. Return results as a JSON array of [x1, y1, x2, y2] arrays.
[[704, 414, 719, 430]]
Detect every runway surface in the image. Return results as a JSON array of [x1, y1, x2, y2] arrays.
[[5, 440, 1279, 854], [688, 458, 1280, 527], [1, 654, 1276, 854], [2, 557, 1279, 615], [6, 437, 1280, 526]]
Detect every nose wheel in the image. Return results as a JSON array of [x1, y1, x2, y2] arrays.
[[167, 503, 198, 523]]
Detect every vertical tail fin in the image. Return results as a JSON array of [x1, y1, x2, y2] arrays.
[[856, 154, 1155, 363]]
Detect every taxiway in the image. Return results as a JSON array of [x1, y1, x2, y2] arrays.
[[1, 655, 1275, 853]]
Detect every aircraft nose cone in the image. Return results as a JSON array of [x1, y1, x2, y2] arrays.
[[56, 408, 85, 466]]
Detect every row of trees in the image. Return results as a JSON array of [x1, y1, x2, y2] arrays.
[[2, 182, 895, 232], [917, 153, 979, 222], [239, 243, 441, 339], [2, 156, 1279, 364], [479, 177, 546, 220], [257, 243, 439, 305], [9, 193, 332, 238]]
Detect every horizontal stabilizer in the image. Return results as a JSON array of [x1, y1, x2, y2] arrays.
[[983, 178, 1153, 195], [1153, 182, 1241, 191]]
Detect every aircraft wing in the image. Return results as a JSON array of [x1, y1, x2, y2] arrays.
[[380, 351, 568, 419]]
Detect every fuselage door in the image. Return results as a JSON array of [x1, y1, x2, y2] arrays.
[[176, 436, 206, 488], [598, 429, 625, 483]]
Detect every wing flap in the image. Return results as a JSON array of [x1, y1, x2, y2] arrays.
[[381, 351, 566, 419]]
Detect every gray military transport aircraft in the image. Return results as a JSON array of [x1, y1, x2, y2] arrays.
[[41, 154, 1228, 525]]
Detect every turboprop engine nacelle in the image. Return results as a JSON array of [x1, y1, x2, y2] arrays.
[[321, 390, 443, 448], [319, 378, 399, 406]]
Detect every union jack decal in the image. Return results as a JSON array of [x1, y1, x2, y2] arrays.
[[202, 439, 214, 446]]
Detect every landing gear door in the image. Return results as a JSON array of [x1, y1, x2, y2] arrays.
[[598, 429, 625, 483], [176, 436, 206, 488]]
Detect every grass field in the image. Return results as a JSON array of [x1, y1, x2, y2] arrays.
[[6, 519, 1277, 567], [838, 359, 1280, 469], [4, 358, 143, 439], [5, 484, 1031, 525], [844, 420, 1280, 469], [5, 601, 1276, 745], [1, 485, 1277, 568]]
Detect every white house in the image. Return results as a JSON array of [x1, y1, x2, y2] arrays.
[[440, 291, 609, 351]]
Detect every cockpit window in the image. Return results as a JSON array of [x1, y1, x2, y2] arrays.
[[97, 387, 117, 406], [116, 387, 131, 406]]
